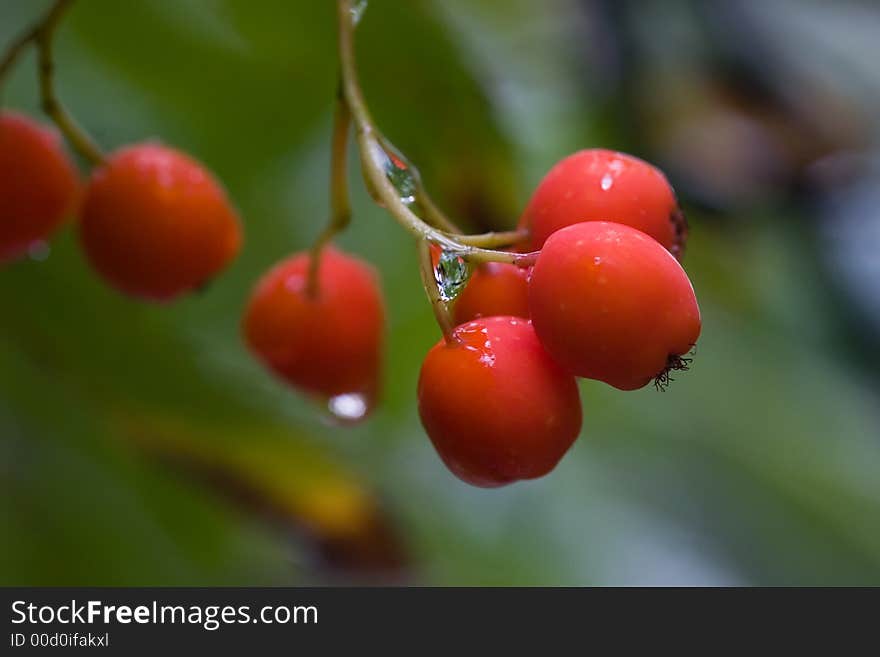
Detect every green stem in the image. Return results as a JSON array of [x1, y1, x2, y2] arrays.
[[35, 0, 104, 166], [308, 86, 352, 297], [417, 239, 455, 343], [335, 0, 536, 268]]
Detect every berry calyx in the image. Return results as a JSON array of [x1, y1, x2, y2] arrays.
[[519, 148, 686, 257], [243, 246, 384, 418], [418, 316, 582, 487], [0, 111, 79, 262], [528, 221, 701, 391], [78, 143, 242, 300], [453, 262, 530, 324]]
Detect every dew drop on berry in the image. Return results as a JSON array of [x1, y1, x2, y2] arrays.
[[326, 392, 370, 424], [434, 250, 471, 302]]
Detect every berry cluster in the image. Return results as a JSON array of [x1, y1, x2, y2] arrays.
[[3, 0, 702, 491], [418, 150, 701, 486], [1, 111, 241, 299], [1, 2, 240, 298], [243, 147, 701, 487]]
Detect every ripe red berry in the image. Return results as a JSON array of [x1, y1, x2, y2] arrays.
[[453, 262, 530, 324], [78, 143, 241, 300], [418, 316, 582, 487], [519, 148, 686, 257], [0, 111, 79, 262], [529, 222, 700, 391], [243, 246, 384, 419]]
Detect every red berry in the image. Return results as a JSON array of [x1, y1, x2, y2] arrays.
[[243, 247, 384, 417], [0, 112, 79, 262], [529, 222, 700, 390], [78, 143, 242, 300], [453, 262, 530, 324], [519, 148, 686, 257], [418, 316, 582, 487]]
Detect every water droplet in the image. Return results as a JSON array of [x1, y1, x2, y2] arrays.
[[28, 241, 50, 261], [350, 0, 368, 25], [434, 250, 470, 302], [327, 392, 369, 423], [367, 139, 420, 207], [600, 174, 614, 191], [382, 145, 418, 205]]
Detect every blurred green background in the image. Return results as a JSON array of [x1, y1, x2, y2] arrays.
[[2, 0, 880, 586]]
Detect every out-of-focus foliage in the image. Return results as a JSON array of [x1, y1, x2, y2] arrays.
[[1, 0, 879, 585]]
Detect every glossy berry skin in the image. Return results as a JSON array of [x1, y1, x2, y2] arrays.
[[79, 143, 241, 300], [418, 316, 582, 487], [0, 112, 79, 262], [520, 149, 685, 257], [529, 222, 700, 391], [243, 247, 384, 408], [453, 262, 530, 324]]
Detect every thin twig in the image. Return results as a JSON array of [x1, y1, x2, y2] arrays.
[[451, 228, 529, 249], [34, 0, 105, 165], [335, 0, 536, 268], [308, 85, 352, 296]]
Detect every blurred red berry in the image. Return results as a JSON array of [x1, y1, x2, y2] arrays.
[[243, 246, 384, 417], [78, 143, 241, 300], [520, 148, 686, 257], [529, 221, 700, 390], [0, 111, 79, 262], [453, 262, 530, 324], [418, 316, 582, 487]]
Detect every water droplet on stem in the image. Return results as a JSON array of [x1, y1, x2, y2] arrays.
[[366, 139, 420, 207], [435, 250, 470, 302], [350, 0, 368, 25]]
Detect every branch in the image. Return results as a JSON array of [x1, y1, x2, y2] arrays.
[[335, 0, 536, 268]]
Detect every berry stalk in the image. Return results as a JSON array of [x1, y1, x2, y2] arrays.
[[450, 228, 529, 249], [335, 0, 535, 268], [0, 0, 104, 165], [308, 86, 353, 297], [35, 0, 104, 166]]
